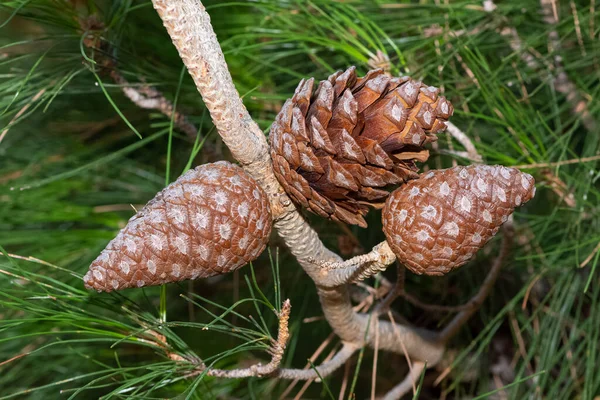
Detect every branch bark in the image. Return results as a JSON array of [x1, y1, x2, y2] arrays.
[[150, 0, 444, 377]]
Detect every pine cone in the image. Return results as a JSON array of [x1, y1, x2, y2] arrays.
[[382, 165, 535, 276], [83, 162, 272, 292], [270, 67, 453, 227]]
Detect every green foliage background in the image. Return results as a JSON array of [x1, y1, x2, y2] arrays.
[[1, 0, 599, 398]]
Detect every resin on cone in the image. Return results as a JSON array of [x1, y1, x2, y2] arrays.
[[84, 162, 272, 292], [382, 165, 535, 276], [270, 67, 453, 227]]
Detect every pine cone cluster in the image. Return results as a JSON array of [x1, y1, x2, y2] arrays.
[[270, 67, 453, 227], [382, 165, 535, 276], [84, 162, 272, 292]]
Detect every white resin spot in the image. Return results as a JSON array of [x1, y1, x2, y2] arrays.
[[149, 210, 165, 225], [214, 190, 228, 206], [404, 82, 416, 96], [343, 94, 353, 115], [291, 116, 300, 133], [194, 210, 209, 229], [256, 218, 265, 230], [439, 181, 450, 196], [283, 142, 292, 158], [444, 221, 459, 237], [515, 195, 522, 206], [416, 230, 430, 242], [119, 261, 130, 275], [219, 223, 232, 240], [443, 247, 453, 257], [459, 169, 469, 179], [500, 167, 511, 179], [409, 186, 420, 197], [398, 209, 408, 223], [111, 280, 119, 289], [415, 253, 424, 261], [229, 176, 242, 186], [189, 184, 205, 197], [412, 133, 421, 145], [472, 232, 482, 244], [301, 153, 314, 168], [422, 110, 432, 125], [336, 172, 350, 186], [151, 234, 164, 251], [170, 208, 185, 225], [421, 205, 437, 220], [202, 168, 221, 180], [343, 141, 358, 158], [175, 235, 187, 254], [425, 171, 435, 179], [172, 264, 181, 278], [238, 202, 249, 219], [124, 239, 136, 253], [197, 244, 209, 260], [253, 189, 260, 200], [460, 196, 472, 212], [441, 102, 449, 114], [98, 252, 109, 263], [239, 236, 249, 250], [391, 104, 402, 121], [521, 174, 531, 190], [147, 259, 157, 275], [137, 280, 145, 287], [312, 126, 326, 148], [482, 209, 493, 223], [191, 269, 201, 279], [476, 178, 488, 193], [217, 255, 227, 268], [93, 269, 104, 281], [495, 186, 507, 202]]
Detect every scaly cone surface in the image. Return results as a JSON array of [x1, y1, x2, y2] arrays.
[[270, 67, 453, 227], [382, 165, 535, 275], [84, 161, 272, 292]]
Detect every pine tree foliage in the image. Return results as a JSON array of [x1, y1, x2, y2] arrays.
[[1, 1, 599, 399]]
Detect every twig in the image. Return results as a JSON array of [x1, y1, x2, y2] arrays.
[[381, 361, 426, 400], [275, 342, 358, 380], [445, 122, 483, 163], [279, 332, 336, 398], [580, 241, 600, 268], [315, 241, 397, 285], [438, 222, 514, 343], [192, 300, 291, 378], [513, 154, 600, 169], [110, 71, 199, 139]]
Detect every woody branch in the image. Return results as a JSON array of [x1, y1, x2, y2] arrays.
[[150, 0, 445, 368]]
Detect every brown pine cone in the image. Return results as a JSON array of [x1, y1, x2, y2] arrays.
[[83, 162, 272, 292], [382, 165, 535, 276], [270, 67, 453, 227]]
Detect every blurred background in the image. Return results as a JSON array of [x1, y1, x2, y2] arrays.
[[0, 1, 599, 399]]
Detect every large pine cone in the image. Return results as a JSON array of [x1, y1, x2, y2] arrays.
[[270, 67, 453, 227], [84, 162, 272, 292], [382, 165, 535, 276]]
